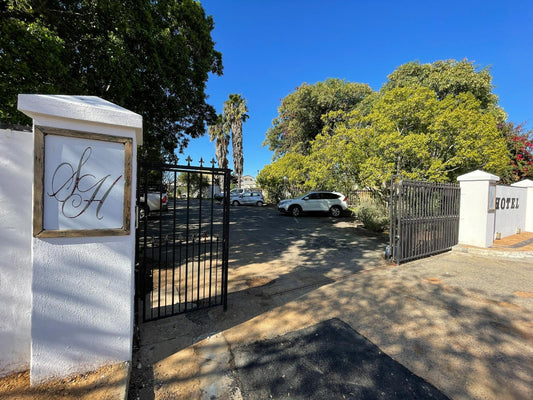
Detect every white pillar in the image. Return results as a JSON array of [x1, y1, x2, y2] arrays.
[[457, 170, 499, 248], [512, 179, 533, 232], [17, 95, 142, 384]]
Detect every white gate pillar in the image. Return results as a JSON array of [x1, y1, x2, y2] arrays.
[[17, 95, 142, 384], [457, 170, 499, 248]]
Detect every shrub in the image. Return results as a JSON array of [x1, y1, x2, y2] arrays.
[[353, 199, 389, 232]]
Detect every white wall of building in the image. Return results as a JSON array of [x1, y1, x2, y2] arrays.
[[241, 175, 256, 189], [512, 179, 533, 233], [494, 185, 527, 238], [0, 128, 33, 377], [458, 170, 533, 248]]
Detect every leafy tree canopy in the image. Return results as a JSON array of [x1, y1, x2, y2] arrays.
[[263, 78, 373, 159], [0, 0, 223, 161], [382, 59, 506, 122], [256, 153, 309, 203], [258, 59, 515, 199], [309, 87, 509, 195]]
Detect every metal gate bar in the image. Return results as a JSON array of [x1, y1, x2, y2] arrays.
[[389, 178, 460, 264], [135, 160, 230, 322]]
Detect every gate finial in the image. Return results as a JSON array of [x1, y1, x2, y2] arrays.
[[186, 156, 192, 166]]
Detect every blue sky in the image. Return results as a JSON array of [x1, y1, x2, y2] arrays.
[[183, 0, 533, 178]]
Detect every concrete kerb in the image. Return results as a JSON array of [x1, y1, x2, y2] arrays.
[[453, 245, 533, 259]]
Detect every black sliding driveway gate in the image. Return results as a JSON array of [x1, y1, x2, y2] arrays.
[[135, 159, 230, 322], [389, 177, 460, 264]]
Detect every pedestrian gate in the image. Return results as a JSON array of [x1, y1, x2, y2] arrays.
[[389, 178, 460, 264], [135, 160, 230, 322]]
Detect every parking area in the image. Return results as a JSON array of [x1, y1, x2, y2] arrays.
[[129, 205, 533, 400]]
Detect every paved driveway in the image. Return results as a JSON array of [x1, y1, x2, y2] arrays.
[[129, 205, 533, 400]]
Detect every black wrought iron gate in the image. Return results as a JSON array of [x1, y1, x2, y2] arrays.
[[389, 177, 460, 264], [135, 159, 230, 322]]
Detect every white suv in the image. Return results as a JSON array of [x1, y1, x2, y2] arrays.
[[278, 191, 348, 217]]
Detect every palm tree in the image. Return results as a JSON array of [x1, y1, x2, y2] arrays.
[[208, 114, 229, 169], [223, 94, 248, 188]]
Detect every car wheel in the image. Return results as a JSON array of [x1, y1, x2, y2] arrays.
[[139, 204, 149, 220], [330, 205, 342, 217], [256, 201, 264, 207], [232, 200, 240, 206], [290, 205, 302, 217]]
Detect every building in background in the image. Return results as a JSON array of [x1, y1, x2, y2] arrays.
[[241, 175, 256, 189]]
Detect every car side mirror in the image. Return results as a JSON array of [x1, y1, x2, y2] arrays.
[[303, 196, 309, 200]]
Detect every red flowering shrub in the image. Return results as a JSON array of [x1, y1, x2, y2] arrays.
[[500, 122, 533, 183]]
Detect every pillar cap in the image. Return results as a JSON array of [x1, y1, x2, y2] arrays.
[[457, 170, 499, 182], [511, 179, 533, 188], [17, 94, 143, 145]]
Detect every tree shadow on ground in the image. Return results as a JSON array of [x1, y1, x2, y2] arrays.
[[130, 207, 532, 399]]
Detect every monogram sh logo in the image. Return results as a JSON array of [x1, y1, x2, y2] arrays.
[[47, 147, 123, 220]]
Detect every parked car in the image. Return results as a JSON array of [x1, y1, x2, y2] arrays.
[[215, 188, 252, 203], [231, 191, 265, 206], [139, 186, 168, 218], [278, 191, 348, 217]]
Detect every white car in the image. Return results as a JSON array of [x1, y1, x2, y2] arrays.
[[231, 191, 265, 206], [139, 188, 168, 218], [278, 191, 348, 217]]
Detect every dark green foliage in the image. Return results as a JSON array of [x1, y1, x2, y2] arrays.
[[0, 0, 222, 161], [264, 78, 373, 158]]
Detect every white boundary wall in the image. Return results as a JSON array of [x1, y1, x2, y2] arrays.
[[458, 170, 533, 248], [0, 128, 33, 377], [12, 95, 142, 384], [494, 185, 527, 238]]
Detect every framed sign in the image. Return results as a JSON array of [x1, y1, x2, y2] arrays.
[[34, 126, 132, 237]]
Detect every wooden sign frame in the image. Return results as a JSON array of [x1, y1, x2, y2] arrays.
[[33, 126, 132, 237]]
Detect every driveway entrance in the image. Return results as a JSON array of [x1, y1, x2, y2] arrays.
[[129, 206, 533, 400], [136, 161, 231, 322]]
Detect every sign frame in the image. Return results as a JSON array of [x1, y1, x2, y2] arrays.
[[33, 126, 132, 237]]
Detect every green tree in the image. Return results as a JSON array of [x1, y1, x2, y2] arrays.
[[382, 59, 506, 122], [223, 94, 248, 187], [256, 153, 309, 203], [177, 172, 210, 198], [264, 78, 373, 159], [0, 0, 223, 161], [309, 87, 509, 196]]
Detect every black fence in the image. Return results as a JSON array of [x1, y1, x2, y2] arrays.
[[389, 178, 460, 264], [135, 159, 231, 322]]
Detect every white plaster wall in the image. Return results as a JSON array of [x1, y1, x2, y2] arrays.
[[527, 187, 533, 232], [494, 185, 527, 238], [23, 112, 138, 384], [512, 180, 533, 232], [31, 236, 135, 381], [458, 179, 495, 247], [0, 128, 33, 377]]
